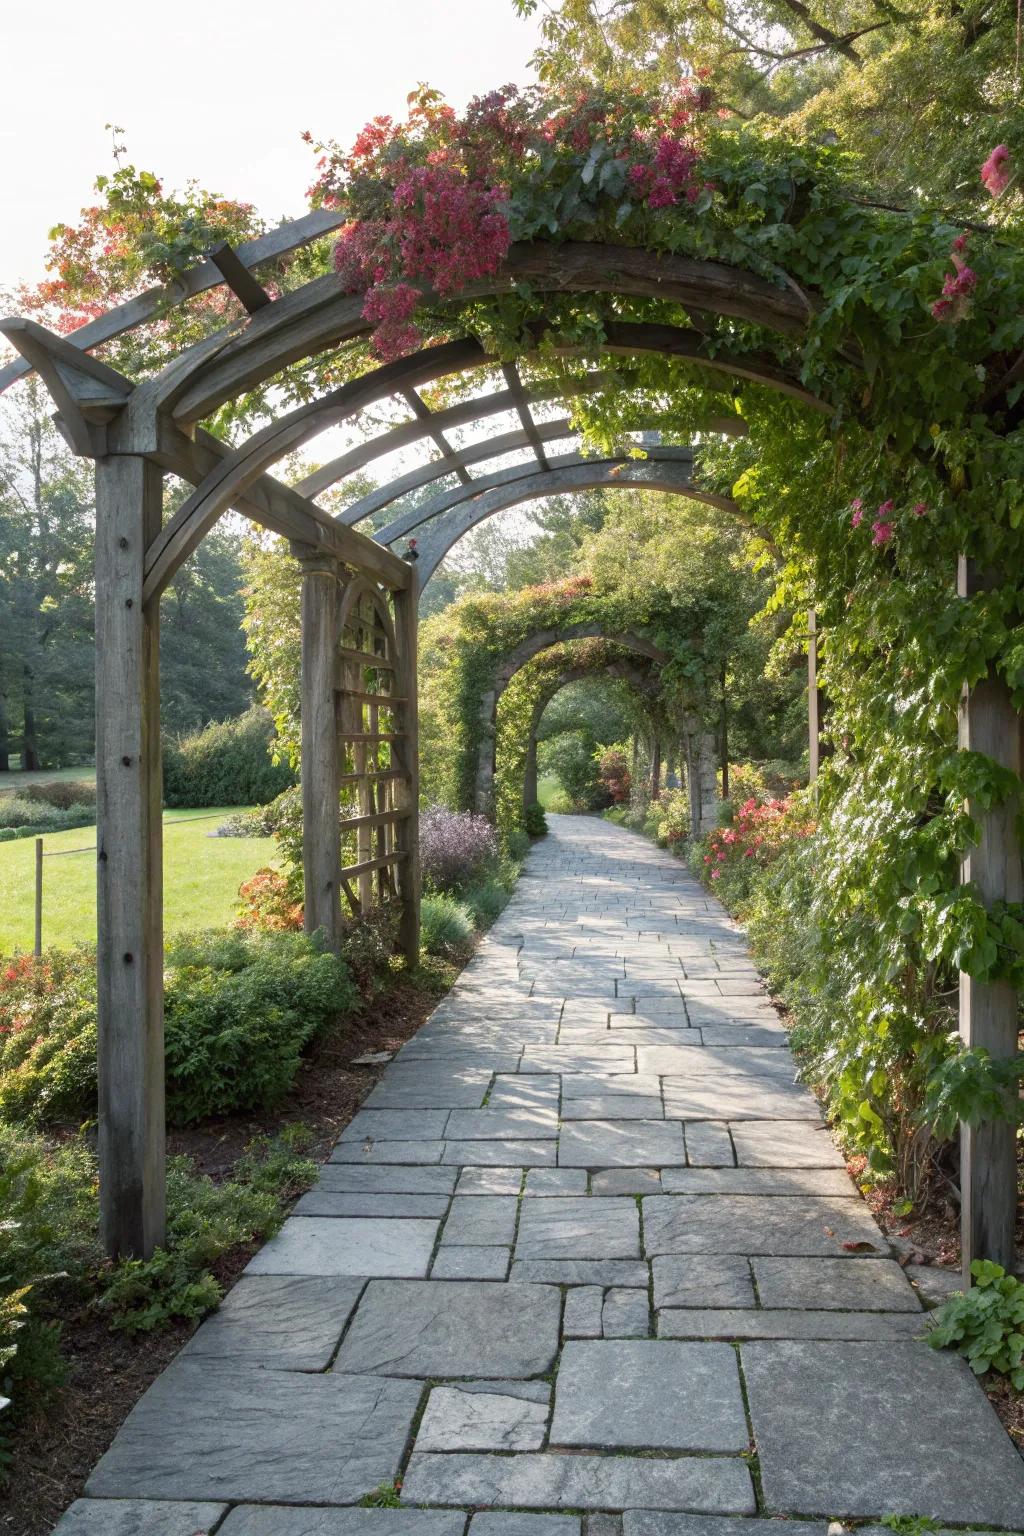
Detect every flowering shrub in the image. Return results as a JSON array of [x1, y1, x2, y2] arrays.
[[696, 795, 815, 909], [651, 787, 690, 849], [597, 747, 631, 803], [419, 806, 499, 894], [308, 81, 715, 358], [236, 868, 304, 931]]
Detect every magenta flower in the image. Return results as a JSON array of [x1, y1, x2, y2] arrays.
[[913, 501, 928, 517], [872, 519, 894, 547], [877, 499, 894, 515], [851, 500, 864, 528], [981, 145, 1012, 198]]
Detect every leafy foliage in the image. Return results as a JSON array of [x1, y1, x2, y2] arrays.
[[928, 1261, 1024, 1388], [419, 807, 500, 893], [163, 707, 294, 808], [419, 894, 477, 957]]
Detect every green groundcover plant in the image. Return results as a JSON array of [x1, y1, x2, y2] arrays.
[[928, 1261, 1024, 1388]]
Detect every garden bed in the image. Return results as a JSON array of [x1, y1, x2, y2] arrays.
[[0, 955, 458, 1536]]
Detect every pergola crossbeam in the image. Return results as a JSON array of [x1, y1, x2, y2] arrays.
[[208, 241, 273, 314], [401, 389, 473, 485], [502, 362, 550, 471]]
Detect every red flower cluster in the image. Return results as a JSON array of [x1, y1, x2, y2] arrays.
[[932, 232, 976, 324], [849, 494, 928, 546], [981, 145, 1012, 198], [702, 797, 813, 883]]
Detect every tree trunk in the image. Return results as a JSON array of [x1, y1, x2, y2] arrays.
[[22, 667, 40, 770], [0, 691, 9, 772]]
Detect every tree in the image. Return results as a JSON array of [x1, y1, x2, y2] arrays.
[[160, 528, 255, 736]]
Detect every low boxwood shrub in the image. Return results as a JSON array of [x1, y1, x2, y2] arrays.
[[163, 707, 294, 808], [420, 894, 475, 956], [0, 931, 356, 1127], [0, 797, 95, 839], [523, 802, 548, 837]]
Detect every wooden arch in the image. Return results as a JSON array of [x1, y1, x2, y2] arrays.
[[0, 211, 1014, 1280]]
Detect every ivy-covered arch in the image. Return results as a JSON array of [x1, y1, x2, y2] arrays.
[[4, 76, 1022, 1277]]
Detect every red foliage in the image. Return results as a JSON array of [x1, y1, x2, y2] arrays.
[[235, 868, 304, 932]]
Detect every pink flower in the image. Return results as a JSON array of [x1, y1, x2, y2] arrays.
[[877, 499, 894, 515], [981, 145, 1012, 198], [710, 870, 721, 881], [913, 501, 928, 517], [851, 505, 864, 528], [872, 519, 894, 546]]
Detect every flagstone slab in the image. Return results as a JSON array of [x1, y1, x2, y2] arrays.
[[52, 1501, 227, 1536], [456, 1167, 524, 1195], [431, 1245, 511, 1280], [219, 1509, 468, 1536], [524, 1168, 588, 1195], [515, 1197, 640, 1259], [415, 1383, 548, 1451], [400, 1451, 755, 1513], [550, 1340, 747, 1451], [317, 1164, 457, 1194], [444, 1108, 559, 1139], [341, 1109, 451, 1142], [443, 1139, 557, 1166], [657, 1309, 930, 1339], [180, 1275, 365, 1369], [652, 1256, 755, 1310], [363, 1071, 492, 1108], [469, 1515, 580, 1536], [245, 1216, 438, 1276], [558, 1120, 686, 1167], [601, 1287, 650, 1337], [561, 1074, 662, 1098], [664, 1079, 820, 1120], [622, 1516, 830, 1536], [681, 1122, 735, 1166], [742, 1339, 1024, 1523], [511, 1259, 650, 1287], [561, 1095, 665, 1120], [330, 1141, 446, 1165], [729, 1121, 847, 1168], [661, 1167, 857, 1197], [564, 1285, 605, 1338], [293, 1191, 451, 1219], [642, 1195, 887, 1256], [591, 1167, 662, 1195], [86, 1362, 420, 1504], [441, 1196, 519, 1246], [335, 1279, 561, 1378], [751, 1256, 921, 1312]]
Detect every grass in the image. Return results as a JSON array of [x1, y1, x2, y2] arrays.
[[0, 808, 277, 954], [537, 773, 561, 810], [0, 766, 96, 796]]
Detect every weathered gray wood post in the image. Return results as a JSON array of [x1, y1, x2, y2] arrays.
[[393, 578, 421, 966], [95, 454, 166, 1259], [295, 545, 343, 954], [957, 558, 1022, 1280], [808, 608, 821, 783]]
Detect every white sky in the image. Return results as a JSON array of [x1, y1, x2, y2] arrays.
[[0, 0, 544, 289]]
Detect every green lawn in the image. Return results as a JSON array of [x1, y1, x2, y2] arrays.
[[0, 808, 277, 954], [0, 766, 96, 796], [537, 773, 561, 809]]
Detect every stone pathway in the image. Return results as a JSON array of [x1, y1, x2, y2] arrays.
[[57, 817, 1024, 1536]]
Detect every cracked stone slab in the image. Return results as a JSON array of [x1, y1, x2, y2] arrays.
[[470, 1517, 580, 1536], [51, 1501, 227, 1536], [415, 1383, 548, 1451], [642, 1195, 886, 1256], [86, 1361, 420, 1504], [219, 1510, 469, 1536], [245, 1216, 438, 1276], [550, 1339, 747, 1451], [335, 1279, 560, 1378], [660, 1167, 856, 1197], [515, 1197, 640, 1259], [400, 1451, 754, 1513], [443, 1140, 557, 1166], [511, 1258, 650, 1286], [317, 1165, 457, 1195], [441, 1196, 518, 1246], [742, 1339, 1024, 1523], [730, 1121, 846, 1168], [652, 1256, 755, 1310], [180, 1275, 365, 1369], [293, 1191, 451, 1219], [558, 1120, 686, 1167], [431, 1245, 510, 1280], [657, 1309, 931, 1339], [752, 1256, 921, 1312]]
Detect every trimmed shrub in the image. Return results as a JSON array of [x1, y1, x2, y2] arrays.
[[163, 707, 294, 808], [0, 797, 94, 837], [23, 781, 96, 811], [523, 802, 548, 837], [0, 931, 356, 1127], [420, 807, 499, 894], [420, 894, 475, 956]]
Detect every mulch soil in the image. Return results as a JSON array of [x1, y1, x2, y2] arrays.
[[1, 966, 453, 1536]]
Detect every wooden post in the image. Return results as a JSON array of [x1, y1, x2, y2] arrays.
[[651, 738, 662, 799], [808, 608, 820, 784], [34, 837, 43, 957], [94, 454, 165, 1260], [394, 579, 420, 966], [957, 558, 1022, 1280], [295, 546, 342, 954]]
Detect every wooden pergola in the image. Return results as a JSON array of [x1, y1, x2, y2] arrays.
[[1, 210, 1017, 1283]]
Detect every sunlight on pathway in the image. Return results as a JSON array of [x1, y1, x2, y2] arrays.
[[58, 817, 1024, 1535]]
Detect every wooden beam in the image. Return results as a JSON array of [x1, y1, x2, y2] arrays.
[[502, 362, 550, 471], [393, 578, 421, 966], [957, 557, 1023, 1280], [208, 242, 272, 314], [0, 208, 347, 397], [95, 455, 165, 1260], [341, 852, 408, 879], [296, 548, 343, 954], [401, 389, 473, 485]]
